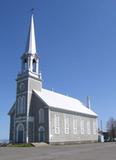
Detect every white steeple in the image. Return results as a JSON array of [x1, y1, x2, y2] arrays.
[[20, 13, 40, 77], [25, 14, 37, 54]]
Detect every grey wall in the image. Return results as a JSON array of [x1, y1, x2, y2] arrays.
[[29, 93, 49, 143], [9, 110, 15, 143], [49, 109, 98, 144]]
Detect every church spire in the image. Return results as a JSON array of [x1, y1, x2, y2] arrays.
[[25, 14, 37, 54], [20, 13, 40, 77]]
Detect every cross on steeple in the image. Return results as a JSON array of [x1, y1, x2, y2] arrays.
[[31, 8, 34, 14]]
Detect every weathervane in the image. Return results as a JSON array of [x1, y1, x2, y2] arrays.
[[31, 8, 34, 14]]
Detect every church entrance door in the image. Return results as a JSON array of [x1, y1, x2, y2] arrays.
[[38, 126, 45, 142], [17, 123, 24, 143], [18, 130, 23, 143]]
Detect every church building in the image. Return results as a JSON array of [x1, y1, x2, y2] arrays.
[[8, 14, 98, 144]]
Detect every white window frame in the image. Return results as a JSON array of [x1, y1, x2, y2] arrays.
[[87, 120, 91, 135], [17, 96, 26, 114], [17, 97, 21, 113], [39, 108, 45, 124], [73, 116, 78, 134], [22, 96, 26, 113], [20, 97, 23, 113], [54, 114, 60, 134], [64, 115, 69, 134], [93, 120, 97, 135], [80, 120, 84, 135]]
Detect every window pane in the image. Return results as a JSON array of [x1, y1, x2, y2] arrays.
[[81, 120, 84, 135], [39, 109, 45, 123], [64, 115, 69, 134], [54, 114, 60, 134]]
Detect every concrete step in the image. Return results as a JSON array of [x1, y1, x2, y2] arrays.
[[32, 142, 48, 147]]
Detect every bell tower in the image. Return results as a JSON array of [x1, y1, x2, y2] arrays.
[[15, 13, 42, 143], [17, 13, 42, 92]]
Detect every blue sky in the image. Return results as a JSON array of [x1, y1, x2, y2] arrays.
[[0, 0, 116, 139]]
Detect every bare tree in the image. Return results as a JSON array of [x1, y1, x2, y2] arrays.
[[106, 117, 116, 141]]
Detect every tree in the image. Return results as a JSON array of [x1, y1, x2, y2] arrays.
[[106, 117, 116, 141]]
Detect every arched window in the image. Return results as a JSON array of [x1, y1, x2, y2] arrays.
[[17, 96, 26, 114], [39, 108, 45, 123], [24, 59, 28, 71], [32, 59, 36, 72], [22, 96, 26, 113], [17, 123, 24, 131], [19, 83, 24, 91], [17, 97, 21, 113], [38, 126, 45, 142]]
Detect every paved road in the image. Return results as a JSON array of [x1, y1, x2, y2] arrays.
[[0, 143, 116, 160]]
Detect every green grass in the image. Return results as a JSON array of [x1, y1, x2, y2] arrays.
[[8, 143, 33, 147]]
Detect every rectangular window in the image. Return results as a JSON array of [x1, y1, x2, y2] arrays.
[[80, 120, 84, 135], [54, 114, 60, 134], [39, 109, 45, 124], [73, 117, 78, 134], [93, 120, 97, 134], [64, 115, 69, 134], [87, 120, 91, 135]]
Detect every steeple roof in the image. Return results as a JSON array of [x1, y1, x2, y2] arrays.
[[25, 14, 37, 54]]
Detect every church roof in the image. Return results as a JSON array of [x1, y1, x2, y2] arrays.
[[34, 89, 97, 117], [8, 103, 16, 115]]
